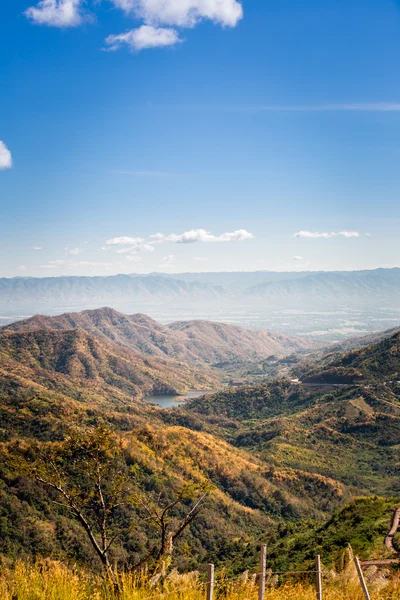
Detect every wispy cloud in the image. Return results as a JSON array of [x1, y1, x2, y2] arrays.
[[234, 103, 400, 113], [294, 231, 360, 239], [106, 236, 145, 246], [65, 246, 83, 255], [151, 228, 254, 244], [292, 256, 304, 260], [33, 246, 43, 251], [159, 254, 175, 269], [0, 141, 12, 170], [124, 255, 143, 263], [116, 244, 155, 254], [105, 26, 182, 52], [25, 0, 87, 27], [42, 259, 113, 268], [111, 169, 178, 177]]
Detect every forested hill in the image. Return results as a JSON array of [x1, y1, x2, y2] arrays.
[[0, 327, 216, 406], [3, 307, 318, 366], [297, 331, 400, 383], [184, 375, 400, 499]]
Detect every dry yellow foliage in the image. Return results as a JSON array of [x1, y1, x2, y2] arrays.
[[0, 561, 399, 600]]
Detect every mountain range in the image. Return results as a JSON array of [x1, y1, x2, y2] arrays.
[[3, 268, 400, 315]]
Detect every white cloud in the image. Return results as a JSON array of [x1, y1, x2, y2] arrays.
[[111, 0, 243, 28], [33, 246, 43, 251], [292, 256, 304, 260], [48, 260, 71, 266], [116, 244, 155, 254], [0, 141, 12, 170], [150, 233, 166, 242], [65, 246, 83, 255], [43, 259, 113, 268], [106, 236, 145, 245], [25, 0, 86, 27], [159, 254, 175, 269], [193, 257, 208, 262], [105, 25, 182, 51], [74, 261, 113, 267], [125, 255, 143, 263], [152, 228, 254, 244], [18, 265, 27, 271], [293, 231, 360, 239]]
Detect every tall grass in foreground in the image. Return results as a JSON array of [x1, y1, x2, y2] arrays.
[[0, 561, 399, 600]]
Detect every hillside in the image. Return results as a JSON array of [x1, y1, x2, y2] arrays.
[[297, 331, 400, 383], [4, 307, 318, 368], [0, 328, 216, 407], [0, 338, 350, 573], [266, 496, 400, 572], [1, 320, 400, 574], [184, 379, 400, 497], [336, 326, 400, 352]]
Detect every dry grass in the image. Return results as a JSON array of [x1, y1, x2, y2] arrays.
[[0, 560, 399, 600]]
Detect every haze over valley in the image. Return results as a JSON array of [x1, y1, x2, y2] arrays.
[[2, 267, 400, 340]]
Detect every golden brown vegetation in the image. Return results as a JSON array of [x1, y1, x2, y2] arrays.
[[0, 559, 399, 600]]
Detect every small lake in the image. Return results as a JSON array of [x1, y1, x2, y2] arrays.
[[144, 391, 206, 409]]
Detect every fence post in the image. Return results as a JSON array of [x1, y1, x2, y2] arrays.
[[206, 564, 214, 600], [315, 555, 323, 600], [259, 544, 266, 600], [354, 557, 371, 600]]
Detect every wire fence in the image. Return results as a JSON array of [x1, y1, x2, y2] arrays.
[[130, 548, 324, 600], [127, 549, 380, 600]]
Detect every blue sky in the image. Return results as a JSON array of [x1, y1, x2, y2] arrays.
[[1, 0, 400, 277]]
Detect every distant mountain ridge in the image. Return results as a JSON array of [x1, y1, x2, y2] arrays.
[[3, 307, 318, 367], [2, 268, 400, 314], [0, 274, 231, 314]]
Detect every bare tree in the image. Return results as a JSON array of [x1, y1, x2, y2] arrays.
[[17, 426, 210, 590], [26, 427, 131, 591], [134, 483, 209, 577]]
